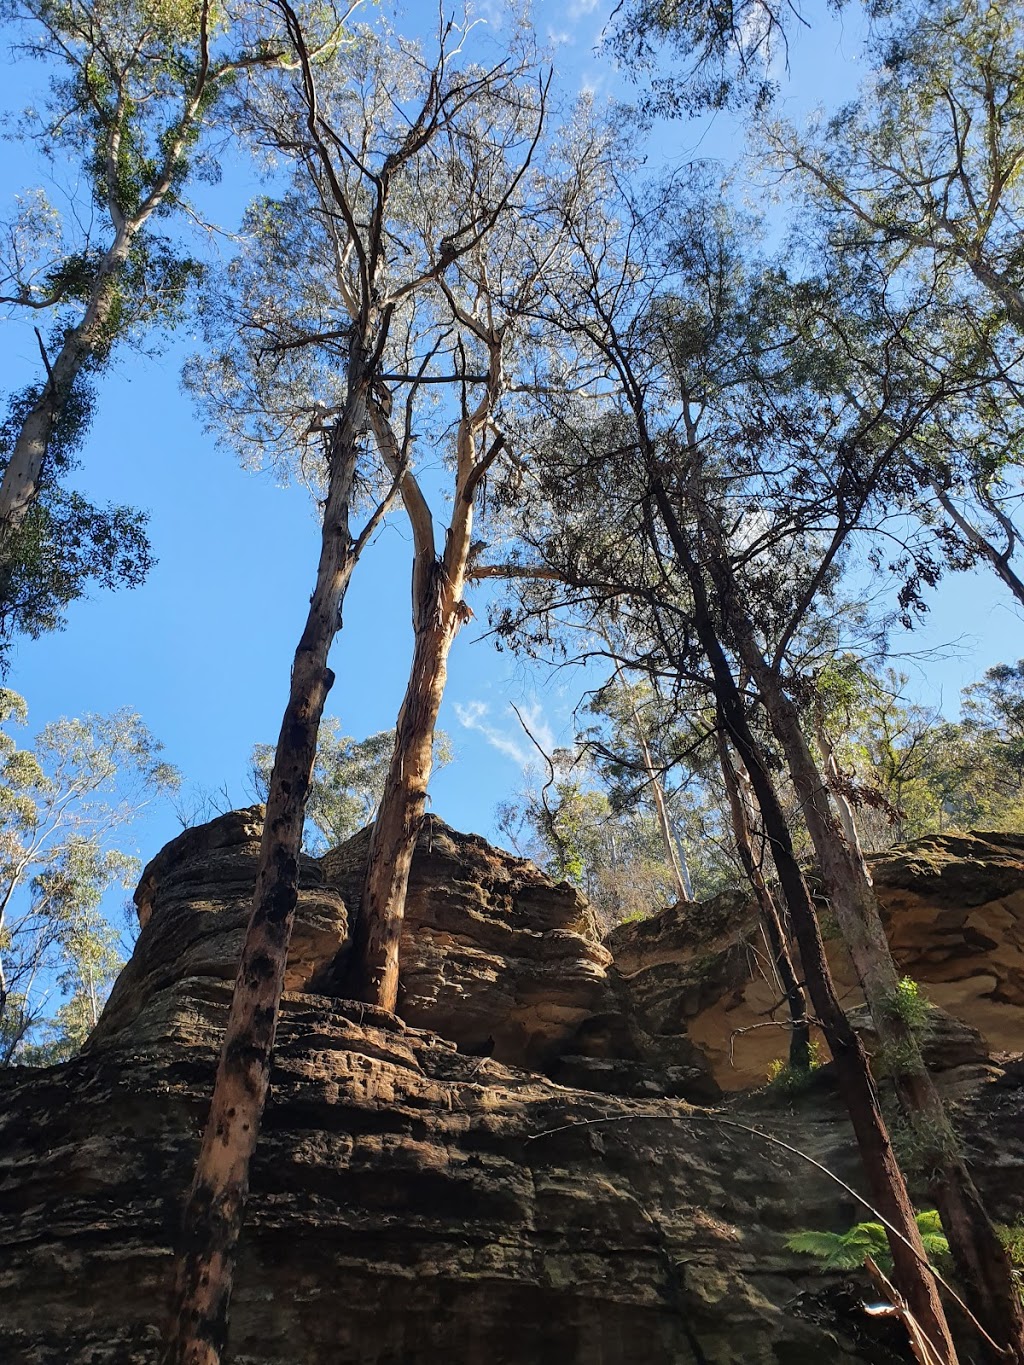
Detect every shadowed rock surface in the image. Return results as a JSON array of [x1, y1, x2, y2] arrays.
[[0, 815, 1021, 1364]]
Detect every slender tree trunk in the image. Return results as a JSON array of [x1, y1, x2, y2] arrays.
[[164, 378, 371, 1365], [350, 564, 466, 1010], [0, 235, 132, 552], [644, 479, 959, 1363], [609, 654, 690, 902], [755, 658, 1023, 1364], [350, 376, 500, 1012], [716, 726, 811, 1072], [718, 564, 1024, 1364]]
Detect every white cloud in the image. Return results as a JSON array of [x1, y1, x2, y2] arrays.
[[567, 0, 599, 16], [453, 699, 555, 767]]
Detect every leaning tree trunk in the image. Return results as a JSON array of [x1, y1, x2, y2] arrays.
[[164, 389, 370, 1365], [350, 555, 468, 1012], [814, 716, 870, 878], [0, 234, 132, 554], [645, 479, 959, 1363], [743, 647, 1024, 1365], [716, 726, 811, 1072]]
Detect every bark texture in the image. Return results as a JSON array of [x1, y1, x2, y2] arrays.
[[645, 480, 959, 1365], [351, 563, 467, 1011], [351, 366, 501, 1012], [717, 727, 811, 1072], [722, 572, 1024, 1365], [0, 241, 131, 552], [164, 397, 366, 1365]]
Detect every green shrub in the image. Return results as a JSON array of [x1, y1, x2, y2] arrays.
[[885, 976, 931, 1030], [766, 1042, 822, 1096]]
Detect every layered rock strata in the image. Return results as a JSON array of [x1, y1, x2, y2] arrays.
[[609, 831, 1024, 1089], [1, 815, 1022, 1364]]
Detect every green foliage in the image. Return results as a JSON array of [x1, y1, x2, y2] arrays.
[[496, 760, 685, 931], [787, 1208, 953, 1276], [0, 690, 179, 1065], [885, 976, 930, 1031], [789, 1210, 1024, 1284], [250, 721, 452, 855], [766, 1041, 822, 1096], [811, 658, 1024, 849], [0, 384, 153, 665]]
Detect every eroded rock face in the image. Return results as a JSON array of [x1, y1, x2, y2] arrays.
[[97, 812, 717, 1100], [849, 832, 1024, 1055], [2, 816, 1024, 1364], [0, 978, 956, 1365], [97, 807, 350, 1046], [610, 831, 1024, 1090], [320, 820, 618, 1069]]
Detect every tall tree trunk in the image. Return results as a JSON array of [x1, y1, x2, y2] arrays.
[[0, 234, 132, 553], [814, 716, 871, 879], [716, 725, 811, 1072], [712, 548, 1023, 1363], [644, 479, 959, 1363], [747, 648, 1024, 1364], [349, 562, 467, 1011], [350, 377, 501, 1012], [165, 376, 373, 1365]]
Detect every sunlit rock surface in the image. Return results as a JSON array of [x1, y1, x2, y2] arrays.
[[610, 831, 1024, 1090]]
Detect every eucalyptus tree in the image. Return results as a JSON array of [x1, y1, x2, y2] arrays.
[[348, 57, 575, 1011], [763, 0, 1024, 609], [643, 188, 1024, 1360], [651, 213, 1024, 1363], [491, 167, 969, 1359], [0, 0, 336, 646], [169, 10, 562, 1359], [0, 688, 178, 1064], [606, 0, 860, 113]]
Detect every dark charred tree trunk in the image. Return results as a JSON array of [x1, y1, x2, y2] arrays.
[[716, 724, 811, 1072], [644, 478, 960, 1365], [734, 619, 1024, 1365]]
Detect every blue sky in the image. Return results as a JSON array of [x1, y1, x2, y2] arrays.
[[0, 0, 1019, 917]]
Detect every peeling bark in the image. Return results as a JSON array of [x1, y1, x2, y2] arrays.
[[350, 393, 488, 1012]]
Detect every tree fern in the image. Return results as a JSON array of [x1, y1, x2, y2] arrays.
[[787, 1211, 949, 1274]]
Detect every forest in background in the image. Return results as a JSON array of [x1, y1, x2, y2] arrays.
[[1, 0, 1024, 1360]]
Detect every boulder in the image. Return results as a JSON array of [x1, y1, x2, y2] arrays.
[[95, 811, 717, 1100]]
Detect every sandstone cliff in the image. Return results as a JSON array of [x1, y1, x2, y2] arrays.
[[610, 830, 1024, 1090], [0, 814, 1021, 1364]]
